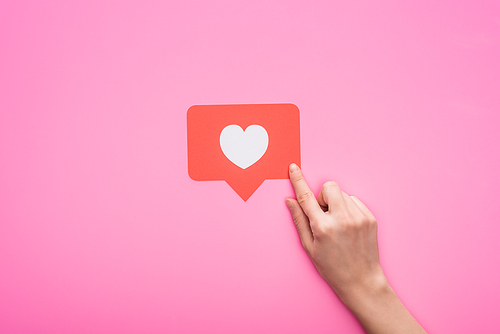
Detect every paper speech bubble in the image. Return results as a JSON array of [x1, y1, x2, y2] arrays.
[[187, 104, 301, 201]]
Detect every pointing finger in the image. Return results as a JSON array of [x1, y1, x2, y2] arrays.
[[289, 164, 323, 220]]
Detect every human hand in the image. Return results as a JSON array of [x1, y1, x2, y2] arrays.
[[286, 163, 426, 334], [285, 163, 386, 305]]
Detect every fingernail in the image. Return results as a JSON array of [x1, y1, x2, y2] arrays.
[[289, 163, 299, 173], [285, 198, 293, 210]]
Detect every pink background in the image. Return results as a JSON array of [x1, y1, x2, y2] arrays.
[[1, 1, 499, 333]]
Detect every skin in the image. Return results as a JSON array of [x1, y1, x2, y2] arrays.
[[286, 163, 427, 334]]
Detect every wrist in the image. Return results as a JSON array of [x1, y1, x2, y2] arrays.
[[334, 270, 392, 314], [332, 272, 427, 334]]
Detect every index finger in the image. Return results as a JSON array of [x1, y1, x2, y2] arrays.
[[289, 163, 323, 220]]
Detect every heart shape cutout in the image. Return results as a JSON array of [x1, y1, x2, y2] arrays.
[[220, 124, 269, 169]]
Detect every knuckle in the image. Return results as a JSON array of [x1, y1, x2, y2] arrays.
[[368, 217, 378, 228], [345, 221, 360, 231], [315, 224, 327, 236], [297, 191, 314, 205], [315, 222, 332, 237], [338, 212, 352, 224], [360, 216, 371, 227], [292, 214, 303, 227], [292, 172, 305, 183], [323, 181, 339, 190], [336, 213, 354, 230]]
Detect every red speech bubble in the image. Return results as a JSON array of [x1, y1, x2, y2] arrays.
[[187, 104, 301, 201]]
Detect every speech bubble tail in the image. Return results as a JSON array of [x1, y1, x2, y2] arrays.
[[225, 178, 265, 201]]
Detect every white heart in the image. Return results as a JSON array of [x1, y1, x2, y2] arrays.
[[220, 124, 269, 169]]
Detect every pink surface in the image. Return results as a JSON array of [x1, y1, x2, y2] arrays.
[[1, 1, 499, 333]]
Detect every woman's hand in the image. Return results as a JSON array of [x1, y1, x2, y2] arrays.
[[286, 163, 426, 334]]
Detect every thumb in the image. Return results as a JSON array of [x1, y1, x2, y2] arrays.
[[286, 198, 314, 252]]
